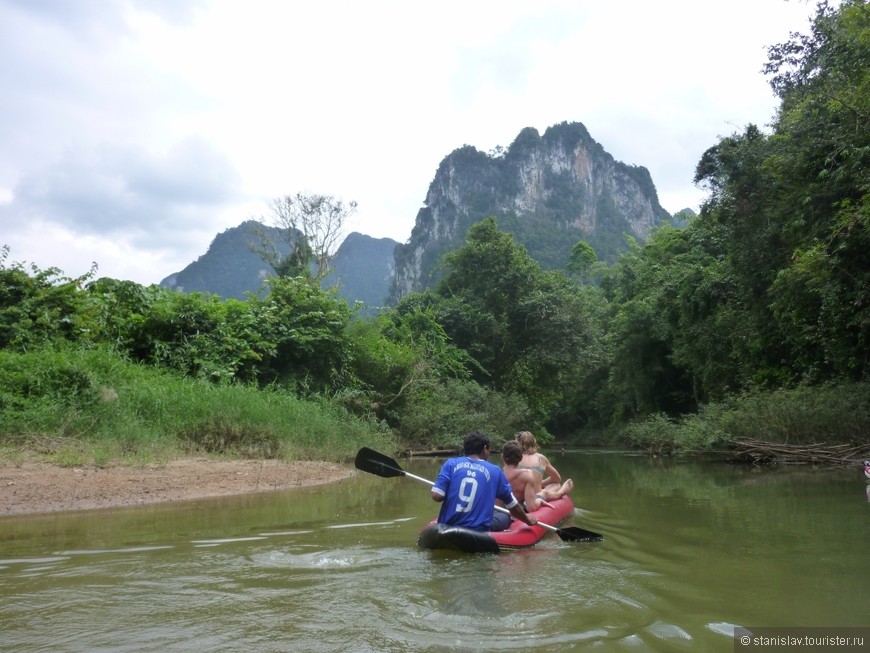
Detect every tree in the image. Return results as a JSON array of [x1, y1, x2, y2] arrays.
[[252, 276, 352, 391], [599, 231, 699, 421], [762, 0, 870, 380], [435, 217, 540, 384], [567, 240, 598, 281], [258, 193, 358, 281], [427, 217, 605, 423]]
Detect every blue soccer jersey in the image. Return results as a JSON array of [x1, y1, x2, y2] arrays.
[[432, 456, 518, 531]]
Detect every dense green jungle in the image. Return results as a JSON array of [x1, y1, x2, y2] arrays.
[[1, 1, 868, 468]]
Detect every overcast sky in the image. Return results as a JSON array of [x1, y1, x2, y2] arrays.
[[1, 0, 821, 286]]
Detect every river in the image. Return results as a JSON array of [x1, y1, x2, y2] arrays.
[[1, 451, 868, 652]]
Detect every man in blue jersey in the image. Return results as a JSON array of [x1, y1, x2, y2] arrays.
[[431, 432, 538, 532]]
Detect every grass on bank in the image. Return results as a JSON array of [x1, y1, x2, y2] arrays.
[[622, 382, 870, 459], [0, 346, 397, 467]]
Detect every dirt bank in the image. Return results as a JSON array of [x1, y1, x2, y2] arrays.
[[0, 458, 354, 516]]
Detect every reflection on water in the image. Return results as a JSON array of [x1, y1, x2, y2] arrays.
[[1, 452, 869, 652]]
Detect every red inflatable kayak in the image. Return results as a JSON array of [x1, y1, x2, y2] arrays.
[[417, 495, 575, 553]]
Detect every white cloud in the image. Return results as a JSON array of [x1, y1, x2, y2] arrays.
[[6, 137, 241, 244], [0, 0, 823, 284]]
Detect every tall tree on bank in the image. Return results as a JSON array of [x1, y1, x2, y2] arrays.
[[694, 0, 869, 384], [403, 217, 606, 424], [599, 0, 869, 423], [762, 0, 870, 380], [255, 193, 358, 281]]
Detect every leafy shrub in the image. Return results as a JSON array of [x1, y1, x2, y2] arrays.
[[0, 253, 100, 350], [622, 413, 680, 456], [395, 378, 536, 450], [704, 383, 870, 445], [621, 382, 870, 455]]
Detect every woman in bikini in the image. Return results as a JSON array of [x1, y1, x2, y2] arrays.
[[515, 431, 573, 501], [501, 441, 546, 510]]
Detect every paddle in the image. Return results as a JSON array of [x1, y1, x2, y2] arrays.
[[354, 447, 603, 543]]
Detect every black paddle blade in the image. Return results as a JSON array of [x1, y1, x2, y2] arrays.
[[556, 526, 603, 543], [355, 447, 406, 479]]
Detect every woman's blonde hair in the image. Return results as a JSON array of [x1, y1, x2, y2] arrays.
[[515, 431, 538, 454]]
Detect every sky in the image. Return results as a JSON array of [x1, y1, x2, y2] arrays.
[[0, 0, 822, 286]]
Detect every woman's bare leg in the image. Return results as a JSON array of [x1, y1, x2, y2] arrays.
[[541, 478, 573, 500]]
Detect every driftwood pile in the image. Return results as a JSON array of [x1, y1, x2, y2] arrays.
[[728, 438, 869, 466]]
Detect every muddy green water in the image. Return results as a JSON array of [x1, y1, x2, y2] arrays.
[[1, 452, 868, 652]]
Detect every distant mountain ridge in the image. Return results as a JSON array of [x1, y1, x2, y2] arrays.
[[321, 232, 397, 310], [162, 120, 677, 307], [160, 221, 398, 309], [160, 220, 283, 299]]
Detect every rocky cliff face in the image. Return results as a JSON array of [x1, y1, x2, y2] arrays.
[[390, 121, 671, 301]]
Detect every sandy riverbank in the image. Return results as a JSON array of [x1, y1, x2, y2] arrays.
[[0, 458, 354, 515]]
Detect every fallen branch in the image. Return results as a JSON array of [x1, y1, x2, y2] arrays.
[[728, 438, 869, 466]]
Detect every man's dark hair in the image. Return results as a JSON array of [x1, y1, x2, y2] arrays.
[[463, 431, 490, 456], [502, 440, 522, 465]]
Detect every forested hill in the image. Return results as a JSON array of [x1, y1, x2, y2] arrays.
[[390, 120, 673, 300], [160, 220, 286, 299], [160, 221, 398, 308], [321, 232, 398, 311]]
